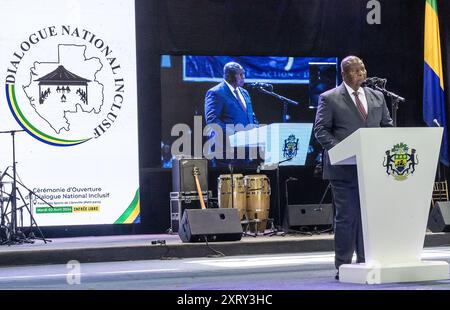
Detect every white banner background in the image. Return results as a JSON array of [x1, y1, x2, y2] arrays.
[[0, 0, 140, 226]]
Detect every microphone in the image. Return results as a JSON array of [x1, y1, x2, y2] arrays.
[[362, 77, 405, 103], [247, 82, 273, 91], [362, 77, 387, 88], [433, 119, 441, 127]]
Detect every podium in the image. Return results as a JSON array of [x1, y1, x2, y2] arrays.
[[329, 127, 449, 284], [228, 123, 313, 166]]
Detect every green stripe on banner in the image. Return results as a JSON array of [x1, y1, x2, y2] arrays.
[[427, 0, 438, 12], [36, 206, 73, 214], [114, 188, 140, 224]]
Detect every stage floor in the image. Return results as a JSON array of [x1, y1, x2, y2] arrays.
[[0, 247, 450, 290], [0, 231, 449, 267]]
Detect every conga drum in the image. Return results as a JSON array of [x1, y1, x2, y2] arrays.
[[218, 174, 246, 220], [244, 174, 271, 233]]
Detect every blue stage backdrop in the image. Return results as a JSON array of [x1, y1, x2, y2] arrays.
[[183, 56, 337, 84]]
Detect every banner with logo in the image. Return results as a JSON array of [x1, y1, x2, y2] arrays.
[[0, 0, 140, 226]]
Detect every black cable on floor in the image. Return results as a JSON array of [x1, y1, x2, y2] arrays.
[[150, 240, 180, 260], [204, 235, 225, 258]]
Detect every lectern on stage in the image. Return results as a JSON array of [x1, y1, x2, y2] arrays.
[[329, 127, 449, 284], [229, 123, 313, 166]]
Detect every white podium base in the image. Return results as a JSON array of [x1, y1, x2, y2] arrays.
[[339, 261, 449, 284]]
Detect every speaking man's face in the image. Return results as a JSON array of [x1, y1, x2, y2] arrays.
[[235, 69, 245, 88], [343, 59, 367, 90]]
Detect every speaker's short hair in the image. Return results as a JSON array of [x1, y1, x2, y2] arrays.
[[223, 62, 244, 82], [341, 55, 361, 73]]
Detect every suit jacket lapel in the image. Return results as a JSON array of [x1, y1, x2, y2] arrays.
[[223, 83, 246, 113], [222, 82, 236, 102], [339, 83, 363, 120], [235, 87, 248, 114], [363, 87, 374, 120], [245, 91, 254, 122]]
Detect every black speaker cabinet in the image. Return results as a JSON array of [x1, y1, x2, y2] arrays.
[[172, 157, 208, 193], [428, 201, 450, 232], [169, 191, 211, 233], [178, 209, 243, 242], [285, 204, 333, 227]]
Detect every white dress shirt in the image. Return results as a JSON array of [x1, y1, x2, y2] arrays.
[[225, 80, 247, 109], [343, 81, 368, 114]]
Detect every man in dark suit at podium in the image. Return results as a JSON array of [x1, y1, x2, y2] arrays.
[[314, 56, 393, 280], [204, 62, 258, 165]]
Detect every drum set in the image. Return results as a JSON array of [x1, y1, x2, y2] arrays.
[[218, 174, 273, 234]]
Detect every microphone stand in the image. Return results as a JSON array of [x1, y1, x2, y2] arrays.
[[3, 172, 53, 243], [256, 87, 299, 123], [382, 88, 404, 128], [432, 120, 445, 183], [366, 84, 405, 127], [0, 129, 52, 245], [0, 130, 24, 244], [284, 177, 313, 236]]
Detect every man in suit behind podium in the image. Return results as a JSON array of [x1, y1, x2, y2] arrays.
[[314, 56, 393, 279], [204, 62, 259, 165]]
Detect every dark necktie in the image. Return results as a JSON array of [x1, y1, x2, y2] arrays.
[[353, 91, 367, 120], [233, 89, 247, 111]]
